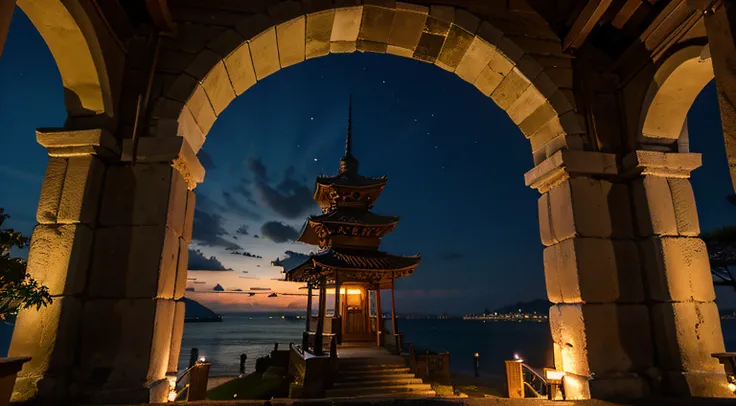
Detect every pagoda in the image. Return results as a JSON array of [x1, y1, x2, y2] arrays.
[[285, 99, 420, 354]]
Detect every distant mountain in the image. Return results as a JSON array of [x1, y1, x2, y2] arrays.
[[493, 299, 550, 315], [182, 298, 222, 322]]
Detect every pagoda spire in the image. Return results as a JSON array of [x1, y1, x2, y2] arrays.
[[339, 96, 359, 175], [345, 95, 353, 157]]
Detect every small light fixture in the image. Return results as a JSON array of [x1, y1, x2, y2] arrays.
[[167, 376, 177, 402], [729, 382, 736, 392], [198, 356, 206, 363], [513, 353, 523, 362]]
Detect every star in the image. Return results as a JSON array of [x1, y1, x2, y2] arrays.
[[382, 80, 386, 84], [431, 114, 434, 117], [434, 145, 438, 149], [314, 158, 318, 162], [310, 117, 314, 120], [414, 119, 418, 122]]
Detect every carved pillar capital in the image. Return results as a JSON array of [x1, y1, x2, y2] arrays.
[[524, 150, 618, 193], [622, 150, 702, 178], [121, 136, 205, 189], [36, 128, 120, 160]]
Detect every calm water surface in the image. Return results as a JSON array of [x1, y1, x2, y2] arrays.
[[177, 315, 736, 378], [2, 316, 736, 378]]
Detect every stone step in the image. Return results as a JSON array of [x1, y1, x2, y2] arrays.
[[336, 373, 417, 382], [339, 362, 407, 370], [325, 390, 438, 400], [338, 367, 411, 375], [325, 383, 434, 398], [333, 377, 424, 387]]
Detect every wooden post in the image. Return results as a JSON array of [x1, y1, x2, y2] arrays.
[[334, 272, 342, 318], [0, 0, 15, 59], [315, 277, 326, 356], [391, 273, 398, 335], [376, 285, 383, 347], [305, 284, 313, 332]]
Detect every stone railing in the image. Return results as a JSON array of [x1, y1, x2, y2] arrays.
[[408, 344, 451, 385]]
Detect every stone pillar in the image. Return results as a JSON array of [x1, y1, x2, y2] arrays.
[[390, 276, 398, 335], [9, 133, 203, 405], [624, 150, 731, 398], [375, 286, 383, 347], [527, 150, 652, 400], [0, 0, 15, 58], [315, 277, 327, 356], [697, 0, 736, 192]]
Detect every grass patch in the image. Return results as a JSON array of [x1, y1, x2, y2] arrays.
[[206, 372, 285, 400]]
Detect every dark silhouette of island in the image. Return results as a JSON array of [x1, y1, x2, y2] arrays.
[[183, 298, 223, 323]]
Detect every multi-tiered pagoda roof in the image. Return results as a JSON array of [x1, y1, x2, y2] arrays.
[[285, 100, 420, 288]]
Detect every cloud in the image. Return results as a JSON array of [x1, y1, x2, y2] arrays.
[[248, 161, 316, 219], [272, 250, 311, 270], [192, 210, 242, 250], [233, 179, 257, 205], [236, 225, 249, 235], [260, 221, 300, 243], [198, 149, 216, 171], [246, 157, 269, 181], [439, 251, 464, 261], [188, 249, 232, 270], [222, 191, 262, 220]]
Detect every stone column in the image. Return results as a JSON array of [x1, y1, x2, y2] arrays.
[[0, 0, 15, 58], [528, 150, 652, 400], [697, 0, 736, 192], [9, 134, 203, 405], [375, 286, 383, 347], [315, 277, 327, 356], [390, 276, 398, 335], [624, 150, 731, 398]]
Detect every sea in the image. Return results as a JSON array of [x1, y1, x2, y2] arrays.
[[176, 314, 736, 378], [2, 315, 736, 379]]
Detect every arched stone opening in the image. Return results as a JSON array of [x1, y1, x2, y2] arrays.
[[11, 0, 116, 122], [639, 45, 714, 151], [7, 2, 735, 404], [148, 3, 583, 168]]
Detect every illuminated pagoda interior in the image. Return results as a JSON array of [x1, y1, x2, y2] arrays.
[[285, 99, 421, 355]]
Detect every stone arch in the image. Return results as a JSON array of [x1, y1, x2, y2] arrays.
[[16, 0, 114, 119], [638, 44, 714, 149], [151, 2, 583, 178]]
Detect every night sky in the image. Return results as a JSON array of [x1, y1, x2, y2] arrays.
[[1, 8, 734, 314]]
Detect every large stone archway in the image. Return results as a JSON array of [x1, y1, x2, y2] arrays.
[[3, 0, 736, 404]]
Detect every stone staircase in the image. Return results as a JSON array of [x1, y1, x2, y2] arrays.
[[326, 357, 436, 398]]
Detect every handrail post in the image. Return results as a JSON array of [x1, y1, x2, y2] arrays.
[[505, 360, 524, 398]]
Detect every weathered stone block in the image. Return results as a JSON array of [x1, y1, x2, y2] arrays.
[[668, 178, 700, 236], [249, 27, 281, 80], [26, 224, 93, 296], [435, 25, 474, 72], [544, 238, 643, 304], [90, 225, 179, 299], [201, 60, 236, 116], [177, 106, 206, 153], [57, 156, 105, 225], [174, 239, 189, 300], [100, 163, 173, 227], [331, 6, 362, 43], [651, 301, 725, 372], [224, 42, 258, 95], [429, 5, 453, 22], [664, 370, 733, 397], [454, 9, 480, 34], [207, 29, 245, 58], [36, 157, 67, 224], [562, 372, 591, 400], [306, 10, 335, 59], [79, 299, 175, 388], [167, 74, 198, 103], [9, 297, 82, 392], [456, 37, 498, 85], [631, 175, 678, 237], [234, 13, 273, 41], [359, 6, 394, 44], [386, 45, 414, 58], [168, 301, 187, 373], [491, 67, 531, 111], [412, 32, 445, 62], [167, 169, 188, 238], [538, 192, 556, 247], [185, 49, 221, 82], [549, 304, 653, 378], [356, 40, 386, 53], [519, 102, 556, 137], [277, 15, 306, 68], [186, 84, 217, 135], [506, 84, 546, 125], [182, 190, 196, 242], [641, 237, 715, 302], [387, 8, 426, 50]]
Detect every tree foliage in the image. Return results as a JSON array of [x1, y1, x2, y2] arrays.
[[0, 208, 52, 318], [703, 225, 736, 290]]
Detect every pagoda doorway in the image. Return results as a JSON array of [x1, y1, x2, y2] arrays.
[[342, 284, 370, 342]]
